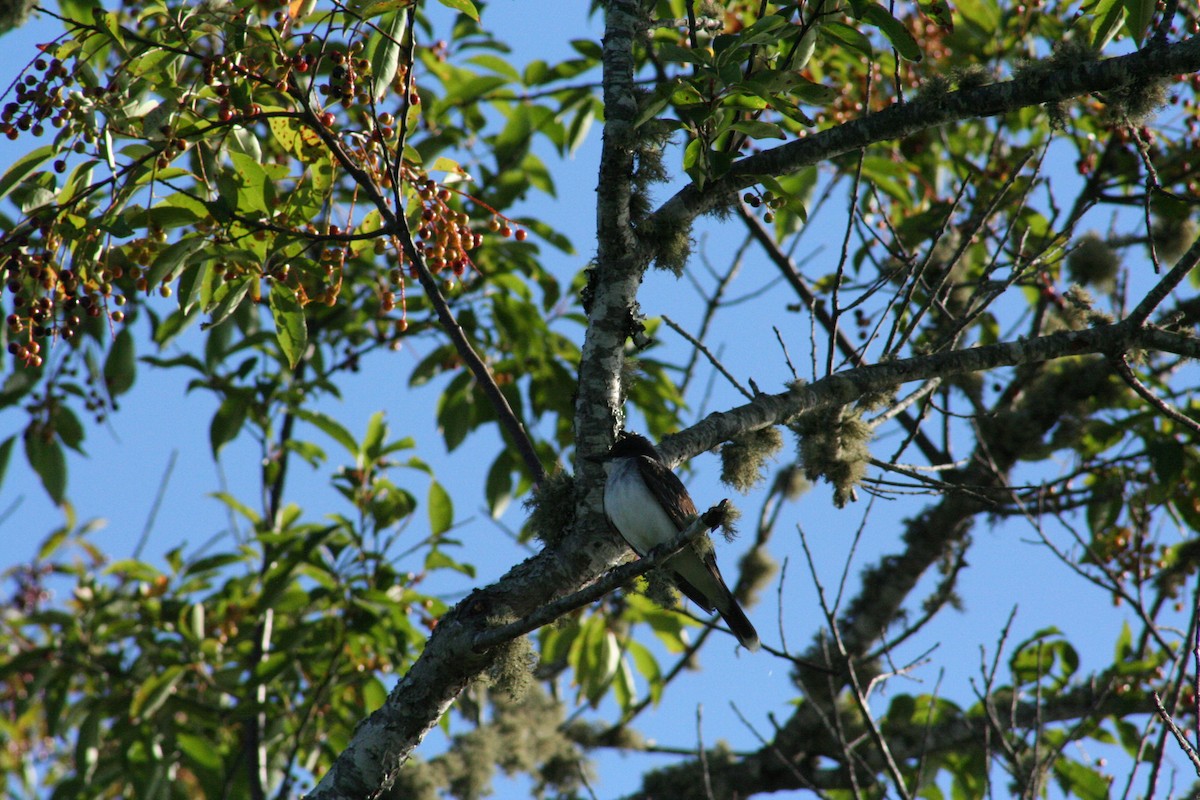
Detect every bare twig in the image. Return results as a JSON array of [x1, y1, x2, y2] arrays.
[[663, 314, 753, 400], [1129, 231, 1200, 326], [1152, 692, 1200, 774], [797, 525, 913, 800], [696, 705, 715, 800], [1111, 353, 1200, 435]]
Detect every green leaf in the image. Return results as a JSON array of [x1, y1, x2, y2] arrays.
[[435, 0, 478, 21], [1088, 0, 1125, 49], [1085, 489, 1121, 536], [370, 13, 407, 100], [130, 665, 184, 721], [104, 328, 137, 398], [202, 276, 253, 330], [1147, 438, 1185, 483], [0, 144, 53, 203], [25, 427, 66, 503], [73, 704, 101, 781], [0, 435, 16, 491], [362, 676, 388, 711], [295, 409, 358, 456], [177, 731, 222, 772], [565, 100, 596, 156], [362, 411, 387, 462], [37, 525, 69, 561], [428, 480, 453, 535], [485, 454, 512, 518], [467, 53, 522, 81], [267, 112, 301, 155], [1053, 757, 1110, 800], [51, 405, 86, 454], [368, 481, 416, 528], [210, 391, 251, 458], [585, 628, 621, 707], [425, 548, 476, 577], [436, 380, 472, 451], [268, 283, 308, 369], [1122, 0, 1155, 45], [357, 0, 410, 18], [185, 550, 251, 574], [145, 237, 205, 289], [228, 121, 262, 161], [612, 655, 635, 712], [227, 151, 274, 214], [728, 120, 785, 140], [736, 14, 791, 46], [626, 639, 663, 706], [1114, 620, 1133, 660], [105, 558, 164, 581], [861, 3, 923, 61]]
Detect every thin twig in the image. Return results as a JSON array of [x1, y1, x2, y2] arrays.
[[132, 451, 178, 561], [285, 9, 546, 485], [663, 314, 753, 400], [1152, 691, 1200, 773], [797, 525, 912, 800], [696, 704, 715, 800], [1128, 231, 1200, 326], [1111, 353, 1200, 436], [773, 326, 799, 382]]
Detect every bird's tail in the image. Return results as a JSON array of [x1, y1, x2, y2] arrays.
[[717, 593, 760, 651]]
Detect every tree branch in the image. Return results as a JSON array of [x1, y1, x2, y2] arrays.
[[649, 35, 1200, 238], [472, 502, 729, 652], [284, 17, 546, 485], [658, 320, 1200, 466]]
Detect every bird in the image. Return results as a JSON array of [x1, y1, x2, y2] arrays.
[[593, 433, 760, 651]]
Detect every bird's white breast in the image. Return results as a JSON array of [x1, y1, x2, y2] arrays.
[[603, 458, 681, 554]]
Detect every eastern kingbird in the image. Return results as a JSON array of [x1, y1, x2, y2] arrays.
[[594, 433, 760, 651]]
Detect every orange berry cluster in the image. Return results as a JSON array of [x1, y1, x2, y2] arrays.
[[411, 178, 485, 279]]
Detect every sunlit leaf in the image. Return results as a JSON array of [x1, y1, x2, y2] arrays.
[[369, 12, 406, 100], [130, 665, 184, 721], [427, 480, 453, 535], [268, 282, 308, 370], [435, 0, 478, 21], [860, 3, 923, 61], [0, 144, 53, 202]]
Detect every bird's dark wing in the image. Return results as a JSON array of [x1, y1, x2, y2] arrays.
[[634, 454, 698, 532]]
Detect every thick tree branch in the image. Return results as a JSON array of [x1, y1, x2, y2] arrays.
[[648, 35, 1200, 238], [472, 501, 729, 651], [659, 319, 1200, 466], [628, 678, 1151, 797], [739, 205, 949, 467], [574, 0, 646, 462]]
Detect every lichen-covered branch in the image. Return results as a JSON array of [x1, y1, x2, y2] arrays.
[[650, 34, 1200, 237]]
